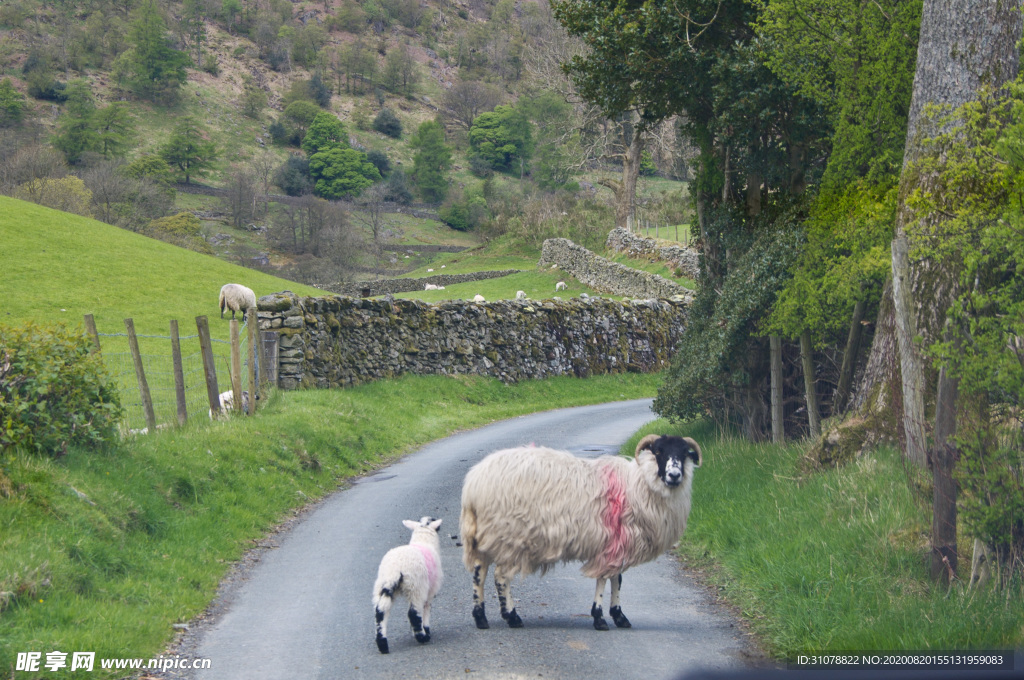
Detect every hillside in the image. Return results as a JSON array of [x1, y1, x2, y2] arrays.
[[0, 195, 322, 337]]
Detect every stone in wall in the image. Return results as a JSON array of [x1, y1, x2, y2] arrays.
[[257, 291, 688, 390], [538, 237, 692, 301], [605, 227, 701, 281]]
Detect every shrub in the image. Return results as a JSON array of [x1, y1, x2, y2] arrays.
[[365, 149, 391, 176], [273, 154, 312, 196], [141, 212, 214, 254], [373, 108, 402, 138], [382, 168, 413, 204], [0, 323, 122, 457]]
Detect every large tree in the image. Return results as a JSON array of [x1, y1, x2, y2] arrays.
[[877, 0, 1021, 583], [160, 116, 217, 184], [124, 0, 188, 103], [409, 120, 452, 203]]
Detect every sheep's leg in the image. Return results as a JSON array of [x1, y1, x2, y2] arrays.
[[374, 592, 394, 654], [471, 560, 491, 629], [409, 603, 430, 644], [590, 577, 610, 631], [421, 599, 433, 642], [494, 567, 523, 628], [609, 573, 631, 628]]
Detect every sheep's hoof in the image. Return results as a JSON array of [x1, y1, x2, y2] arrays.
[[415, 629, 431, 644], [376, 636, 389, 654], [473, 604, 490, 629], [591, 604, 610, 631], [610, 606, 632, 629], [502, 608, 523, 628]]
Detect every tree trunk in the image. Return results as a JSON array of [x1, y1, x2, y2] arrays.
[[745, 168, 762, 216], [834, 300, 866, 415], [800, 329, 820, 438], [619, 123, 644, 230], [891, 232, 928, 467], [770, 335, 784, 443]]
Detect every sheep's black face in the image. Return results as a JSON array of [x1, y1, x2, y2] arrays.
[[651, 436, 702, 488]]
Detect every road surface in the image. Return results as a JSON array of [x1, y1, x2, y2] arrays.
[[177, 399, 761, 680]]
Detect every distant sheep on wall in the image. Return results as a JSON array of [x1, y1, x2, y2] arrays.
[[460, 434, 702, 631], [473, 294, 485, 302], [515, 291, 527, 300], [219, 284, 256, 322]]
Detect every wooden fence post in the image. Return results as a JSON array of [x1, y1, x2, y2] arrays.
[[261, 331, 279, 387], [124, 318, 157, 433], [229, 319, 243, 415], [246, 309, 256, 415], [83, 314, 101, 353], [170, 320, 188, 426], [196, 316, 221, 417], [770, 335, 784, 444]]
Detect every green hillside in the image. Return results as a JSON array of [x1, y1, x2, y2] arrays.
[[0, 195, 321, 338]]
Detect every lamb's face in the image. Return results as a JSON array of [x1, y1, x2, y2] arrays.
[[649, 436, 702, 488]]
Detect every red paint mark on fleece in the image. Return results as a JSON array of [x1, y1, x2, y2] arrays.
[[414, 544, 440, 591], [599, 464, 630, 574]]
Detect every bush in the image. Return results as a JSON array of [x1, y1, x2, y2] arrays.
[[373, 108, 402, 138], [382, 168, 413, 204], [365, 149, 391, 176], [141, 212, 214, 254], [0, 323, 122, 457], [274, 155, 312, 196]]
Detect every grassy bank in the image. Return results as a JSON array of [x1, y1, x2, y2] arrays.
[[622, 420, 1024, 658], [0, 372, 659, 677]]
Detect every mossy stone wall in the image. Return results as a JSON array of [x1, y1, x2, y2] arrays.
[[257, 292, 688, 389]]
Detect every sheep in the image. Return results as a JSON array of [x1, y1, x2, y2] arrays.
[[425, 284, 439, 291], [460, 434, 702, 632], [515, 290, 527, 300], [208, 389, 258, 418], [555, 281, 567, 291], [473, 294, 485, 302], [372, 517, 444, 654], [427, 268, 434, 272], [219, 284, 257, 323]]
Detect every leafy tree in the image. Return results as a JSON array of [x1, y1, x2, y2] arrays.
[[94, 103, 135, 158], [124, 154, 175, 186], [159, 116, 217, 184], [273, 154, 313, 196], [308, 72, 332, 108], [409, 119, 452, 203], [0, 78, 25, 127], [125, 0, 188, 103], [52, 79, 99, 164], [365, 149, 391, 176], [301, 112, 348, 155], [242, 78, 268, 119], [13, 176, 94, 217], [382, 168, 413, 204], [372, 108, 402, 138], [440, 79, 503, 131], [308, 146, 381, 199], [468, 104, 533, 176], [381, 43, 418, 96], [283, 100, 322, 144]]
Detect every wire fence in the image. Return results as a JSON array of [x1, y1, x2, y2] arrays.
[[91, 317, 270, 433]]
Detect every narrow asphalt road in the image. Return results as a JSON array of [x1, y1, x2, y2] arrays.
[[179, 399, 761, 680]]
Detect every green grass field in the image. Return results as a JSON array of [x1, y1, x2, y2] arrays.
[[620, 420, 1024, 656], [0, 373, 662, 678]]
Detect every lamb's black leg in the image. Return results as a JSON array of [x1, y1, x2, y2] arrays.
[[495, 569, 523, 628], [591, 603, 610, 631]]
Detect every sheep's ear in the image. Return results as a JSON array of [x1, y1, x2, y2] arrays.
[[683, 437, 703, 468], [635, 434, 661, 460], [428, 518, 442, 531], [402, 519, 418, 530]]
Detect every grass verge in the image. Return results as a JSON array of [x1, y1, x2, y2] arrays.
[[0, 372, 660, 677], [621, 420, 1024, 658]]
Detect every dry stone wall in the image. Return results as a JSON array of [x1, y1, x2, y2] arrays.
[[605, 227, 701, 280], [257, 291, 688, 389], [329, 270, 520, 298], [538, 238, 691, 300]]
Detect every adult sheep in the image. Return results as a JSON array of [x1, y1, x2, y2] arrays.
[[460, 434, 702, 631], [219, 284, 256, 322]]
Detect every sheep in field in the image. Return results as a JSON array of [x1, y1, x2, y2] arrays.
[[460, 434, 702, 631], [425, 284, 439, 291], [555, 281, 567, 291], [372, 517, 444, 654], [218, 284, 257, 322], [515, 290, 527, 300], [473, 294, 485, 302], [208, 390, 257, 418]]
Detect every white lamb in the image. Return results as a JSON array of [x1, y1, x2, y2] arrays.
[[473, 294, 485, 302], [515, 290, 527, 300], [218, 284, 257, 322], [425, 284, 439, 291], [208, 389, 256, 418], [460, 434, 702, 631], [372, 517, 444, 654], [555, 281, 567, 291]]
